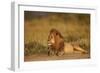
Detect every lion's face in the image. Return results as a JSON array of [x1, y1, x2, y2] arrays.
[[48, 33, 55, 46]]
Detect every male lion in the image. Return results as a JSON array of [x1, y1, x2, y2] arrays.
[[47, 28, 87, 56]]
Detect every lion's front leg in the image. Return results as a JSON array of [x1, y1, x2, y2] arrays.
[[48, 46, 51, 56], [48, 46, 55, 56], [56, 50, 64, 56]]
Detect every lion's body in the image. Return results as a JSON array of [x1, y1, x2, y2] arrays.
[[64, 43, 74, 53]]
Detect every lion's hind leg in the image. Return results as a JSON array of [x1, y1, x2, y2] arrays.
[[73, 45, 88, 54]]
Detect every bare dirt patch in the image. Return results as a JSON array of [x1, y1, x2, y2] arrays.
[[24, 53, 90, 62]]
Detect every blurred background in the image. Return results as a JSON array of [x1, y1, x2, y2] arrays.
[[24, 11, 90, 56]]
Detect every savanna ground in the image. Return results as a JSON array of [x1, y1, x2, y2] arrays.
[[24, 11, 90, 62]]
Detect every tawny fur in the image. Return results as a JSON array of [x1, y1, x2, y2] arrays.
[[64, 42, 87, 54]]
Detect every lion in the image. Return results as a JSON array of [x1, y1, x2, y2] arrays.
[[47, 28, 87, 56]]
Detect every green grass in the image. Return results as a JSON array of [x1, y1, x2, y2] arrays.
[[24, 12, 90, 56]]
